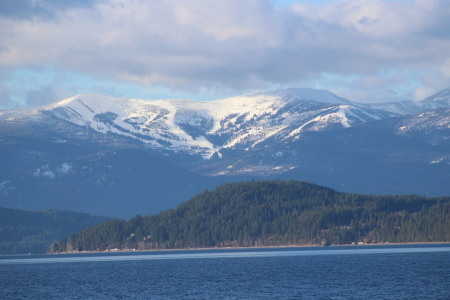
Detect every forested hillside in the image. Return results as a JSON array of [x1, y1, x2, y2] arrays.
[[0, 207, 109, 254], [55, 181, 450, 252]]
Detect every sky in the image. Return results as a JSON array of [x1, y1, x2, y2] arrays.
[[0, 0, 450, 109]]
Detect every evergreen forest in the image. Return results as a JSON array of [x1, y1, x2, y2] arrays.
[[55, 180, 450, 252]]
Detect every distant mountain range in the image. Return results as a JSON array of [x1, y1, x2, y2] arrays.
[[0, 206, 109, 254], [1, 87, 449, 217]]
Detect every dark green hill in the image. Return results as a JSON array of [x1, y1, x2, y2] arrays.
[[56, 181, 450, 252], [0, 207, 109, 254]]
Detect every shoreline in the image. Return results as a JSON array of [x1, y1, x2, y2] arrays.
[[53, 241, 450, 255]]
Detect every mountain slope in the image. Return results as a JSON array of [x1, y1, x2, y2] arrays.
[[1, 87, 450, 217], [0, 117, 220, 217], [0, 207, 109, 254]]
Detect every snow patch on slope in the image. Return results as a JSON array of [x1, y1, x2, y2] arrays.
[[32, 163, 75, 179]]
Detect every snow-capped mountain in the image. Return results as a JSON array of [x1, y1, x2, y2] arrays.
[[368, 88, 450, 114], [43, 88, 391, 159], [1, 87, 449, 217]]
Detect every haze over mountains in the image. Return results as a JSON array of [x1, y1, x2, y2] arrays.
[[1, 88, 449, 217]]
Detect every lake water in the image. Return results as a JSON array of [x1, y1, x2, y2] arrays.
[[1, 244, 449, 299]]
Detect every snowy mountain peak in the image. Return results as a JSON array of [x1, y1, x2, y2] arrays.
[[251, 88, 352, 104], [36, 89, 400, 159], [49, 93, 121, 108], [368, 87, 450, 114]]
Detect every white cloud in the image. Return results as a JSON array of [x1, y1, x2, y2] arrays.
[[413, 86, 434, 101], [0, 0, 449, 107], [442, 58, 450, 77]]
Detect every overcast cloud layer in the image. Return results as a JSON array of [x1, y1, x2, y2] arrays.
[[1, 0, 450, 108]]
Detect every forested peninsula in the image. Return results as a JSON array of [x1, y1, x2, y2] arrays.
[[53, 181, 450, 252]]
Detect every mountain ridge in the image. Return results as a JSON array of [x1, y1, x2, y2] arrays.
[[41, 88, 396, 159], [0, 206, 109, 254], [1, 87, 449, 217]]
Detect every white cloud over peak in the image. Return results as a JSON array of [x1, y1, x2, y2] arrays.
[[0, 0, 449, 108]]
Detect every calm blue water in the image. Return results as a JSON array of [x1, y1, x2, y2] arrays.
[[1, 244, 449, 299]]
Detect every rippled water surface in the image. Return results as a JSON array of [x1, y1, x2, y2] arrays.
[[1, 244, 449, 299]]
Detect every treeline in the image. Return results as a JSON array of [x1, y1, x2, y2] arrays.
[[0, 207, 109, 254], [54, 181, 450, 252]]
